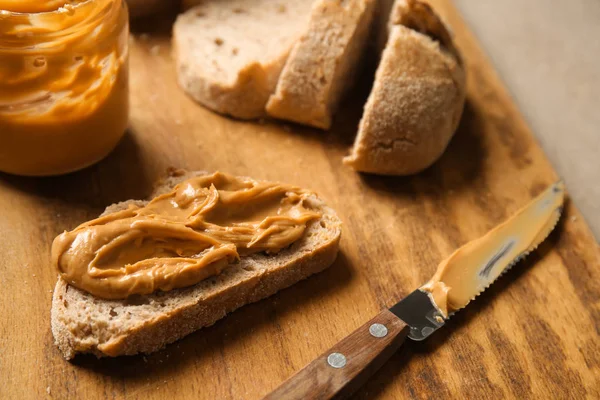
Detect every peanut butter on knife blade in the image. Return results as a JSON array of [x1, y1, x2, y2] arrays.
[[421, 181, 565, 317], [51, 172, 322, 300]]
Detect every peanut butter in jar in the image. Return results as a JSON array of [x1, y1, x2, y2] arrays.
[[0, 0, 129, 176]]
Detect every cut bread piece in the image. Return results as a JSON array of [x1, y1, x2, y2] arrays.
[[173, 0, 314, 119], [265, 0, 376, 129], [51, 171, 342, 359], [344, 0, 466, 175]]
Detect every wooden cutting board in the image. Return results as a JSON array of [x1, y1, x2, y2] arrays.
[[1, 1, 598, 399]]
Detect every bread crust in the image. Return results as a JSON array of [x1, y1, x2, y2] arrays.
[[265, 0, 376, 129], [344, 0, 466, 175], [51, 171, 342, 359]]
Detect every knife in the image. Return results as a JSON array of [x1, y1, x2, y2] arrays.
[[263, 181, 564, 400]]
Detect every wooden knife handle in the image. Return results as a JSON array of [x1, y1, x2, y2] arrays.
[[263, 309, 410, 400]]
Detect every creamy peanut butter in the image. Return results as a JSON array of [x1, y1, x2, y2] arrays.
[[0, 1, 85, 13], [0, 0, 128, 176], [51, 172, 322, 299], [422, 182, 565, 317]]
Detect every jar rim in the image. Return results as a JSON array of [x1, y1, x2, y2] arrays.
[[0, 0, 93, 15], [0, 0, 125, 49]]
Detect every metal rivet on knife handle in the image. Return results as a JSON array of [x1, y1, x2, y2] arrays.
[[327, 352, 347, 368], [369, 323, 388, 338]]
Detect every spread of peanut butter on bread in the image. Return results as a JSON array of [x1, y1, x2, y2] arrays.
[[52, 172, 322, 300], [421, 182, 564, 317]]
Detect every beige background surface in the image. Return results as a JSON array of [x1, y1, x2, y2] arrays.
[[454, 0, 600, 239]]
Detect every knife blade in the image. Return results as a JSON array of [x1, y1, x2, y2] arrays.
[[263, 181, 564, 400]]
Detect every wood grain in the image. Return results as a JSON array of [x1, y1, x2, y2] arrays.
[[0, 1, 599, 399], [264, 310, 409, 399]]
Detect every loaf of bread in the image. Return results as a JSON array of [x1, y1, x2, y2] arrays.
[[266, 0, 376, 129], [172, 0, 465, 174], [51, 171, 342, 359], [344, 0, 466, 175], [173, 0, 314, 119]]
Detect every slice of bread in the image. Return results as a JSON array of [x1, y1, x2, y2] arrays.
[[344, 0, 466, 175], [51, 171, 342, 359], [173, 1, 314, 119], [265, 0, 376, 129]]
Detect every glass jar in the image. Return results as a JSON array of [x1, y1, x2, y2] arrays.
[[0, 0, 129, 176]]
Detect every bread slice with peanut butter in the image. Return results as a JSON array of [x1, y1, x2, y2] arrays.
[[173, 0, 314, 119], [344, 0, 466, 175], [265, 0, 376, 129], [51, 170, 342, 359]]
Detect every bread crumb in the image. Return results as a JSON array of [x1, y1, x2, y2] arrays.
[[195, 10, 205, 17], [175, 119, 183, 126], [232, 47, 239, 55], [232, 8, 244, 14], [46, 386, 51, 395], [277, 4, 286, 13], [139, 33, 149, 41], [214, 38, 224, 46], [571, 216, 577, 222], [150, 45, 160, 56]]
